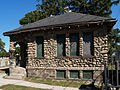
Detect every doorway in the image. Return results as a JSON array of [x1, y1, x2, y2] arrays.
[[14, 42, 27, 68]]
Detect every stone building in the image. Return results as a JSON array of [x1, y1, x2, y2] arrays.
[[3, 12, 116, 82]]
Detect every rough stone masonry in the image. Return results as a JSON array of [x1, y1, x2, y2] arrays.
[[3, 12, 116, 84], [9, 25, 108, 82]]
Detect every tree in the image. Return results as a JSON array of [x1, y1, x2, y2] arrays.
[[36, 0, 70, 16], [37, 0, 120, 17], [0, 38, 5, 55], [0, 51, 10, 57], [0, 38, 9, 57], [15, 46, 20, 55], [19, 0, 70, 25], [70, 0, 120, 17], [108, 28, 120, 56], [19, 10, 46, 26], [19, 0, 120, 25]]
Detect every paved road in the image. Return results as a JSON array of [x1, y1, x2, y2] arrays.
[[0, 74, 79, 90]]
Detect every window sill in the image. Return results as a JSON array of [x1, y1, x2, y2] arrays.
[[69, 78, 80, 79], [55, 56, 95, 59], [55, 56, 81, 59], [82, 79, 93, 81], [82, 56, 95, 59], [34, 57, 45, 59], [56, 77, 66, 80]]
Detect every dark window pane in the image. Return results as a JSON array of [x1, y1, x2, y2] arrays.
[[57, 35, 65, 56], [56, 70, 66, 79], [70, 33, 79, 56], [36, 37, 44, 57], [83, 71, 93, 80], [83, 32, 94, 56], [70, 71, 79, 78]]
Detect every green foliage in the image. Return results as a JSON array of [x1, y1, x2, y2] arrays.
[[0, 38, 5, 53], [19, 10, 46, 26], [0, 39, 9, 57], [19, 0, 120, 25], [25, 77, 84, 88], [19, 0, 70, 25], [37, 0, 120, 17], [25, 77, 100, 89], [15, 46, 20, 55], [36, 0, 70, 16], [108, 28, 120, 56], [70, 0, 120, 17], [0, 51, 10, 57]]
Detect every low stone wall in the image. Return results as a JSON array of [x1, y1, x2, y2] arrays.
[[0, 57, 9, 67], [27, 67, 103, 83], [27, 68, 55, 79], [7, 66, 26, 80]]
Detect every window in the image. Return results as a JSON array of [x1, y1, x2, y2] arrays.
[[70, 70, 79, 79], [56, 70, 66, 79], [83, 32, 94, 56], [57, 34, 65, 56], [70, 33, 79, 56], [83, 71, 93, 80], [36, 36, 44, 57]]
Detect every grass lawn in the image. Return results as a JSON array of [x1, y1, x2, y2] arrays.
[[0, 70, 5, 73], [25, 77, 100, 89], [25, 77, 83, 88], [0, 84, 50, 90]]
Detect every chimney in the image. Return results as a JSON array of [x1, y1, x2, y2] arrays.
[[64, 7, 70, 13]]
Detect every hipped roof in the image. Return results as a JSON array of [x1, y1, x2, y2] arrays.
[[3, 12, 116, 36]]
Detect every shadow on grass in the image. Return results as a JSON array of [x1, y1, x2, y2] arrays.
[[79, 84, 101, 90]]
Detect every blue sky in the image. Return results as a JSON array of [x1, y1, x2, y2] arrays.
[[0, 0, 38, 51], [0, 0, 120, 51]]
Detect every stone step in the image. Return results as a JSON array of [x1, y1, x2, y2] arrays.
[[8, 66, 26, 80], [10, 73, 25, 77], [7, 74, 25, 80]]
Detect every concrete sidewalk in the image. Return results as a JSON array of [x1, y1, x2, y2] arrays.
[[0, 74, 79, 90]]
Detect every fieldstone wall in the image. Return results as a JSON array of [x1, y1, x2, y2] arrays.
[[9, 25, 109, 82], [8, 66, 26, 80], [94, 26, 108, 62], [27, 68, 55, 79], [26, 26, 108, 69]]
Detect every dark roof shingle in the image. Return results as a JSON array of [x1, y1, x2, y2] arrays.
[[4, 12, 116, 35]]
